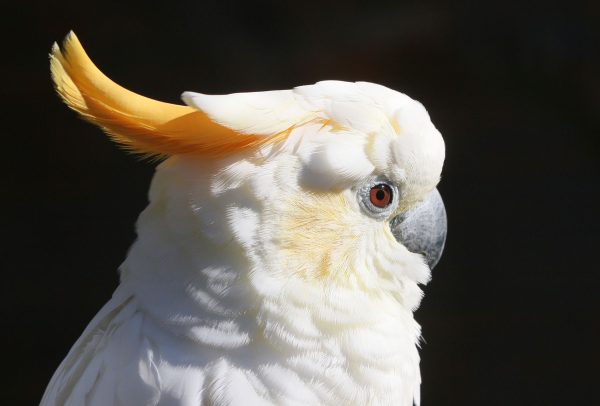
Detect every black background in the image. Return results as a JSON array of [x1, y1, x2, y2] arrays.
[[4, 1, 599, 404]]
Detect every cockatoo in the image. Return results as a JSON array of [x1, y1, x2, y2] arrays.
[[42, 32, 446, 406]]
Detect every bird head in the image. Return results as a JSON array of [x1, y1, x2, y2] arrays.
[[51, 32, 446, 310]]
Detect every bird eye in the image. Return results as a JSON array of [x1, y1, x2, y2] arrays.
[[369, 184, 393, 208], [357, 179, 399, 220]]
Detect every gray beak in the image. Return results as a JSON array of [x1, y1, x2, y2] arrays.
[[390, 188, 447, 269]]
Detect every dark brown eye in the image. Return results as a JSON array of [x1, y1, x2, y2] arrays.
[[369, 184, 393, 208]]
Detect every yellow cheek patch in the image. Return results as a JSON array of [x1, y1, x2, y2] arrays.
[[275, 191, 361, 281]]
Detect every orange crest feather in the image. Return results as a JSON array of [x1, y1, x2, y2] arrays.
[[50, 32, 277, 158]]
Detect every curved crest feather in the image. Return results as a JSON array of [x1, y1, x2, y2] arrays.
[[50, 32, 286, 158]]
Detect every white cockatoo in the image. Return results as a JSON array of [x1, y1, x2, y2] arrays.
[[43, 32, 446, 406]]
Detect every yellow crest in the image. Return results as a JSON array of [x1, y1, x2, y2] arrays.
[[50, 32, 282, 157]]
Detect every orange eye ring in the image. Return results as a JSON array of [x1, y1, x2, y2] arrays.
[[369, 184, 393, 208]]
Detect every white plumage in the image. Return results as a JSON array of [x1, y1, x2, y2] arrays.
[[44, 33, 445, 406]]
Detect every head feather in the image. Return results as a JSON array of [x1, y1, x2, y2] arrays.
[[49, 32, 280, 158]]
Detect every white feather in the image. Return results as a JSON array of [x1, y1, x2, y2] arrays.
[[301, 131, 375, 189], [181, 90, 314, 135]]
